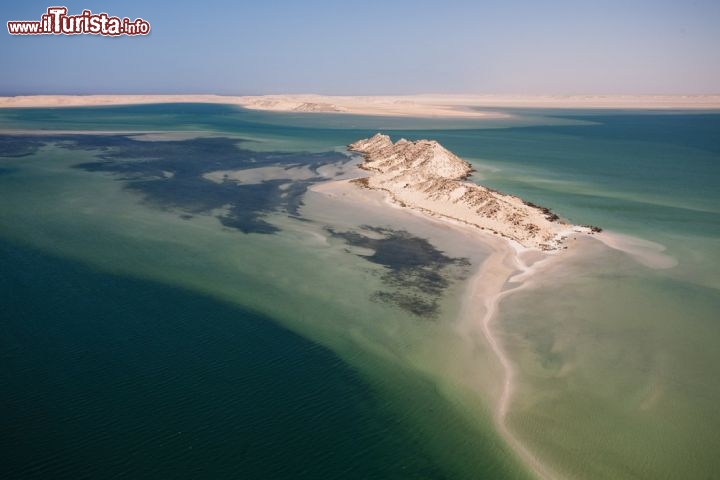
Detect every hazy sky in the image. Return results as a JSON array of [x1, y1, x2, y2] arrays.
[[2, 0, 719, 95]]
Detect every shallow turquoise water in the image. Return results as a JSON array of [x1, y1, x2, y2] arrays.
[[1, 104, 718, 479]]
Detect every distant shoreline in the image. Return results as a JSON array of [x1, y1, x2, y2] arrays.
[[1, 94, 719, 118]]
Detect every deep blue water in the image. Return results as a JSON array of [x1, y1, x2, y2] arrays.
[[0, 240, 446, 479]]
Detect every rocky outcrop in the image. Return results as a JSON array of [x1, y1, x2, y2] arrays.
[[348, 133, 590, 250]]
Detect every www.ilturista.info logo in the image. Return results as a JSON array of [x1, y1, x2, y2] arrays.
[[7, 7, 150, 36]]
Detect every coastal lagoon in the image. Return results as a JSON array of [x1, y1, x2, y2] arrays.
[[1, 104, 718, 479]]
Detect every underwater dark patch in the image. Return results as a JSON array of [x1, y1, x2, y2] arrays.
[[0, 135, 46, 158], [0, 134, 347, 234], [327, 226, 470, 318], [371, 291, 440, 317]]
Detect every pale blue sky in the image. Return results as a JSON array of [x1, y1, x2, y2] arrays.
[[2, 0, 719, 95]]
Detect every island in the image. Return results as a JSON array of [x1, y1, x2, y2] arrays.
[[348, 133, 594, 250]]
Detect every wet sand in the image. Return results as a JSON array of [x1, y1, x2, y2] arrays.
[[310, 176, 560, 477]]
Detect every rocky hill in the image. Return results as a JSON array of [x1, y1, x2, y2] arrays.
[[348, 133, 590, 250]]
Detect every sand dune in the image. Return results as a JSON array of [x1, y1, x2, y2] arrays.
[[1, 93, 718, 118]]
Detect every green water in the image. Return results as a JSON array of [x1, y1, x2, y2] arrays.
[[0, 104, 718, 479]]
